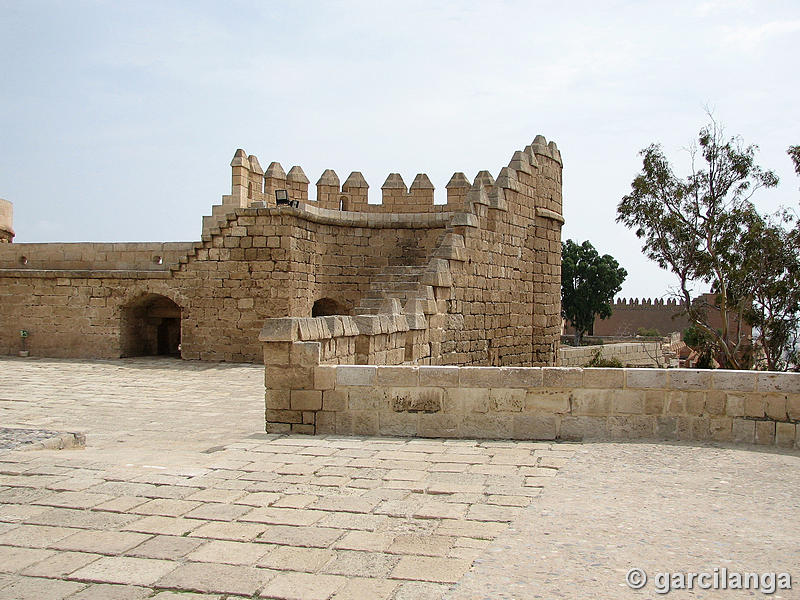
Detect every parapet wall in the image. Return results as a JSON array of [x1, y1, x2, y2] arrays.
[[261, 339, 800, 449], [0, 199, 13, 243], [559, 342, 668, 367], [0, 242, 195, 271]]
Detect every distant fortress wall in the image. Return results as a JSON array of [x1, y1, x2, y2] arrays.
[[590, 298, 690, 337]]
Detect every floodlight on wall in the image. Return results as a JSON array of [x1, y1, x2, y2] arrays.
[[275, 189, 290, 205]]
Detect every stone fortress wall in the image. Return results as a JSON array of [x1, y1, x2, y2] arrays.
[[0, 136, 564, 366], [259, 327, 800, 447], [0, 199, 13, 243], [590, 298, 691, 337]]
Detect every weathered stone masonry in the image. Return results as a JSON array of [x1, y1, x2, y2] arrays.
[[259, 327, 800, 446], [0, 136, 564, 366]]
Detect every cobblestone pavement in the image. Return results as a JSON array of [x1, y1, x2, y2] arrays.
[[2, 358, 798, 600], [0, 357, 574, 599]]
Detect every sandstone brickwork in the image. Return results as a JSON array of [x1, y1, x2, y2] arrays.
[[260, 333, 800, 446], [0, 136, 563, 365], [0, 198, 13, 243]]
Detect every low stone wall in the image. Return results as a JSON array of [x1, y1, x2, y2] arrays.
[[0, 242, 195, 270], [559, 342, 667, 367], [261, 342, 800, 448]]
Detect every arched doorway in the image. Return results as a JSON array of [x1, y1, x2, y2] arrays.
[[312, 297, 348, 317], [120, 294, 182, 357]]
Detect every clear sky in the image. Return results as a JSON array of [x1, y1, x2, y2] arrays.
[[1, 0, 798, 299]]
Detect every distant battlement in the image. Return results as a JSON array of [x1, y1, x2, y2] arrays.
[[0, 199, 13, 243], [614, 297, 684, 308], [216, 135, 563, 218]]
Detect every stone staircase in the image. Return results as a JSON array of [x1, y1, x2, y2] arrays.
[[354, 265, 430, 314]]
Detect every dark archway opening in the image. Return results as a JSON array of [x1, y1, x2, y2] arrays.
[[120, 294, 182, 357], [312, 297, 348, 317]]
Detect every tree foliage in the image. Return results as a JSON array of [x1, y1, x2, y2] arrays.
[[561, 239, 627, 345], [617, 118, 800, 370]]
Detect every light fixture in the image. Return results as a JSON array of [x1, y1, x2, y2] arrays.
[[275, 189, 289, 205]]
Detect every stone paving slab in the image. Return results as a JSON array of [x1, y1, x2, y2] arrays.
[[0, 357, 575, 599], [1, 357, 798, 599], [447, 441, 800, 600]]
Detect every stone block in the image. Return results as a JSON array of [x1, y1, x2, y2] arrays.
[[351, 411, 380, 436], [265, 389, 290, 410], [316, 411, 336, 434], [262, 342, 290, 366], [458, 367, 507, 388], [322, 390, 348, 412], [512, 414, 557, 440], [757, 372, 800, 393], [744, 396, 766, 418], [665, 391, 687, 415], [418, 366, 459, 387], [684, 391, 706, 416], [524, 390, 570, 414], [625, 368, 667, 389], [265, 366, 313, 390], [702, 390, 725, 415], [582, 368, 624, 389], [418, 413, 460, 438], [290, 341, 321, 366], [259, 318, 299, 342], [787, 395, 800, 420], [489, 388, 526, 412], [376, 366, 419, 387], [266, 422, 292, 434], [378, 411, 419, 437], [290, 390, 322, 411], [542, 367, 583, 388], [501, 367, 543, 388], [726, 394, 745, 417], [607, 416, 655, 439], [336, 366, 376, 386], [731, 419, 755, 444], [388, 387, 442, 413], [644, 390, 665, 415], [655, 416, 677, 438], [266, 409, 302, 424], [711, 370, 756, 392], [571, 389, 612, 416], [443, 387, 487, 414], [709, 417, 733, 442], [458, 414, 513, 439], [755, 421, 775, 445], [775, 422, 796, 448], [765, 394, 788, 421], [612, 390, 644, 414], [313, 366, 336, 390], [348, 386, 384, 411], [668, 370, 712, 390], [690, 417, 710, 440], [559, 416, 606, 441]]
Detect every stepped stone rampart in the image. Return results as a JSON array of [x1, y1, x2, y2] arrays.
[[0, 135, 564, 365]]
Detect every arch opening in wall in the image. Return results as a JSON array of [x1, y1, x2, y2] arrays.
[[312, 297, 348, 317], [339, 195, 349, 211], [120, 294, 182, 358]]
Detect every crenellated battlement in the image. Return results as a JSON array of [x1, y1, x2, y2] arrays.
[[219, 134, 563, 221], [614, 297, 684, 308]]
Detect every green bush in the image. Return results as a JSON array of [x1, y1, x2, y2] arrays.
[[584, 349, 623, 368], [636, 327, 661, 337]]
